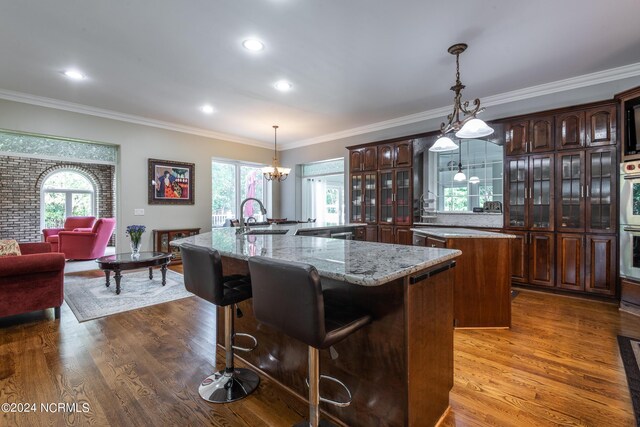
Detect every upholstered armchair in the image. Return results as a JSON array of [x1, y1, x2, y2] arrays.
[[43, 216, 96, 252], [58, 218, 116, 260], [0, 242, 65, 319]]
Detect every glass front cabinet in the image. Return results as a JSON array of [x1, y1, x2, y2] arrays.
[[350, 172, 377, 224]]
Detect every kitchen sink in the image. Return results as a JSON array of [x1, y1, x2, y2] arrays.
[[242, 229, 289, 235]]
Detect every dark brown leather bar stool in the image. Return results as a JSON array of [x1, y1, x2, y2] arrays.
[[181, 243, 260, 403], [248, 256, 372, 427]]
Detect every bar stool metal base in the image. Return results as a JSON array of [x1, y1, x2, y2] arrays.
[[198, 368, 260, 403], [293, 420, 337, 427]]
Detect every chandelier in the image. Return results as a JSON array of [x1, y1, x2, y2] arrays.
[[262, 125, 291, 182], [430, 43, 494, 152]]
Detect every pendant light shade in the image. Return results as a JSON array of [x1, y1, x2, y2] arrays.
[[469, 176, 480, 184], [455, 118, 494, 139], [429, 136, 459, 152], [262, 125, 290, 182], [453, 140, 466, 182]]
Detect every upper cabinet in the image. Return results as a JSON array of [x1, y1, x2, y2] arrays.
[[349, 146, 377, 172], [378, 140, 413, 169], [505, 116, 554, 156], [585, 104, 617, 147], [556, 111, 585, 150], [555, 103, 616, 150]]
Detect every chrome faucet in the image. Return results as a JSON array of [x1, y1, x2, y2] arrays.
[[237, 198, 267, 234]]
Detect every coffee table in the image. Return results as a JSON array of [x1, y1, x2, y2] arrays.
[[96, 252, 173, 295]]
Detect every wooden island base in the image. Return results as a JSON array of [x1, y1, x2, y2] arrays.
[[219, 256, 456, 427]]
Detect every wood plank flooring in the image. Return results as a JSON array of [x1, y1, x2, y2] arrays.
[[1, 271, 639, 426]]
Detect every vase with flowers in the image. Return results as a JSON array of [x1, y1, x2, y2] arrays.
[[126, 225, 146, 258]]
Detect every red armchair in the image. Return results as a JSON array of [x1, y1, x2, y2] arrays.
[[43, 216, 96, 252], [0, 242, 65, 319], [58, 218, 116, 260]]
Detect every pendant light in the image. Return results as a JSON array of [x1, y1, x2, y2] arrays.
[[262, 125, 291, 182], [453, 141, 466, 182], [430, 43, 493, 152]]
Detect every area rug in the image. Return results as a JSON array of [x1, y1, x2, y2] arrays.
[[64, 269, 193, 323], [617, 335, 640, 426]]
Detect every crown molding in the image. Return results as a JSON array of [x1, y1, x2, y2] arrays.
[[0, 88, 272, 149], [279, 61, 640, 150]]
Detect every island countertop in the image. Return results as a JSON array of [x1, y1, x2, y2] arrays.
[[171, 224, 461, 286], [411, 227, 516, 239]]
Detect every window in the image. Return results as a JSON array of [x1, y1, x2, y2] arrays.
[[212, 160, 268, 226], [301, 159, 344, 224], [42, 170, 95, 228], [435, 140, 503, 212]]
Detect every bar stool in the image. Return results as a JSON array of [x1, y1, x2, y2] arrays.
[[181, 243, 260, 403], [248, 256, 372, 427]]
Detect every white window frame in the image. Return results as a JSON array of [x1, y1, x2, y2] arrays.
[[212, 158, 270, 227], [40, 170, 96, 230]]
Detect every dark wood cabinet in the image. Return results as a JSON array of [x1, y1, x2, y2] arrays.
[[426, 236, 446, 248], [505, 120, 529, 156], [556, 111, 585, 150], [152, 228, 200, 261], [349, 172, 377, 224], [510, 231, 528, 284], [529, 232, 555, 287], [505, 116, 554, 156], [378, 225, 411, 245], [365, 225, 378, 242], [353, 226, 366, 241], [377, 141, 412, 169], [585, 104, 616, 147], [350, 147, 377, 172], [530, 115, 555, 152], [585, 234, 616, 296], [557, 233, 584, 291], [395, 227, 413, 245], [556, 150, 585, 232], [378, 225, 394, 244], [378, 168, 412, 226], [378, 144, 394, 169]]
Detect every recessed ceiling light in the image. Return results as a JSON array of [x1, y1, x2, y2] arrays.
[[242, 39, 264, 51], [201, 104, 214, 114], [274, 80, 292, 92], [63, 69, 86, 80]]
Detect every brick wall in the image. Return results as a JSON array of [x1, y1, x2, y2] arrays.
[[0, 155, 115, 243]]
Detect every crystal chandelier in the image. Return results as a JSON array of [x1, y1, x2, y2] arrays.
[[262, 125, 291, 182], [430, 43, 493, 152]]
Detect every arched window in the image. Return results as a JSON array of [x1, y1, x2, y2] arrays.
[[42, 170, 96, 228]]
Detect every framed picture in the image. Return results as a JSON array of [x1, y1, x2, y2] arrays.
[[148, 158, 195, 205]]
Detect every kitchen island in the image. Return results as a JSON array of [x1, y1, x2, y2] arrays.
[[173, 224, 461, 427], [412, 227, 515, 328]]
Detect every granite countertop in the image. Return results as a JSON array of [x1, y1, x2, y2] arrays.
[[171, 224, 461, 287], [410, 227, 516, 239]]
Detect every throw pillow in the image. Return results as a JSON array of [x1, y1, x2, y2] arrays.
[[0, 239, 21, 257]]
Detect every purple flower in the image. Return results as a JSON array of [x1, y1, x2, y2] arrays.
[[126, 225, 146, 244]]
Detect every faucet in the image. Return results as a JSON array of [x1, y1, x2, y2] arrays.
[[237, 198, 267, 234]]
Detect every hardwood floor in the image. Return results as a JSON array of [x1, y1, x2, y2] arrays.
[[1, 272, 639, 426]]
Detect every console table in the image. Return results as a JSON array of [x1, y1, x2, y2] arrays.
[[152, 228, 200, 261]]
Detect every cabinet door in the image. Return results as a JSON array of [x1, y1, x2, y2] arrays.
[[586, 147, 616, 233], [556, 151, 585, 232], [585, 105, 616, 147], [394, 168, 412, 225], [510, 231, 529, 284], [363, 172, 377, 224], [556, 111, 585, 150], [394, 141, 413, 167], [585, 235, 617, 296], [505, 157, 528, 229], [529, 232, 555, 287], [395, 227, 413, 245], [505, 120, 529, 156], [379, 170, 394, 224], [557, 233, 584, 291], [350, 149, 363, 172], [365, 225, 378, 242], [350, 174, 364, 223], [378, 144, 394, 169], [363, 146, 378, 171], [413, 233, 426, 246], [529, 115, 554, 152], [378, 225, 395, 244], [529, 154, 554, 231], [426, 236, 447, 248], [353, 226, 366, 241]]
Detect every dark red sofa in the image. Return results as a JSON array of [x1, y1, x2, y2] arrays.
[[0, 242, 66, 319]]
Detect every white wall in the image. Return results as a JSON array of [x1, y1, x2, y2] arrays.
[[279, 76, 640, 219], [0, 99, 276, 252]]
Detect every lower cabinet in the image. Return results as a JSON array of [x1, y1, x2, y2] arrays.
[[509, 231, 554, 287], [378, 225, 412, 245], [534, 232, 616, 297], [365, 225, 378, 242]]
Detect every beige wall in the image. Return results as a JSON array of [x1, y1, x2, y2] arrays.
[[0, 99, 276, 252], [279, 75, 640, 219]]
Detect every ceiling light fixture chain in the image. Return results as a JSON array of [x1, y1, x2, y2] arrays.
[[262, 125, 291, 182]]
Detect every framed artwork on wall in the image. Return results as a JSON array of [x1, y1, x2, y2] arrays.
[[148, 158, 195, 205]]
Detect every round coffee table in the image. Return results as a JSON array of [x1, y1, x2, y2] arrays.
[[96, 252, 173, 295]]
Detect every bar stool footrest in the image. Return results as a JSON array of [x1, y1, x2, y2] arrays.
[[305, 374, 353, 407], [232, 332, 258, 352]]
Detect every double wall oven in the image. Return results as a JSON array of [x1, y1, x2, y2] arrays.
[[621, 161, 640, 280]]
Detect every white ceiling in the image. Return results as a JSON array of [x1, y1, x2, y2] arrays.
[[1, 0, 640, 149]]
